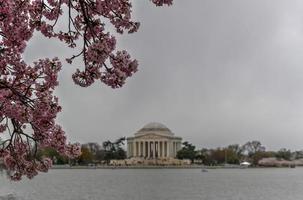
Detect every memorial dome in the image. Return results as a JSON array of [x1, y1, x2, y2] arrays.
[[135, 122, 174, 136]]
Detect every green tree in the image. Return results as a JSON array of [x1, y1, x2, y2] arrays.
[[243, 141, 266, 165], [81, 142, 106, 164], [243, 141, 266, 157], [37, 147, 68, 165], [210, 148, 226, 165], [102, 137, 126, 164], [228, 144, 244, 160], [177, 141, 196, 163], [293, 150, 303, 159], [197, 148, 216, 165], [78, 146, 94, 165], [276, 148, 292, 161]]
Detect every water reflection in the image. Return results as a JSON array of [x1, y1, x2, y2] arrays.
[[0, 168, 303, 200]]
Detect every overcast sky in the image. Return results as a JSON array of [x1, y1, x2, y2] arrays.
[[24, 0, 303, 151]]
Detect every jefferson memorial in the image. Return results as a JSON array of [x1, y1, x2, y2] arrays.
[[126, 122, 182, 159]]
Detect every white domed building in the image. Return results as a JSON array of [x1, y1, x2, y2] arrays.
[[126, 122, 182, 159]]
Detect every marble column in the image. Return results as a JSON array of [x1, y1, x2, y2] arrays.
[[148, 141, 153, 158], [171, 142, 174, 157], [155, 141, 157, 158], [141, 141, 143, 157], [151, 141, 153, 158], [148, 141, 150, 158], [129, 142, 131, 157], [160, 141, 162, 157], [127, 142, 130, 157], [173, 142, 176, 157], [172, 142, 174, 157], [153, 141, 156, 158], [142, 141, 144, 157], [167, 141, 169, 157], [155, 141, 158, 158], [143, 141, 146, 158], [139, 141, 141, 157], [174, 142, 176, 157], [170, 142, 175, 157], [157, 141, 160, 158], [130, 142, 133, 157], [164, 141, 168, 157], [159, 141, 162, 157], [161, 141, 165, 158], [137, 141, 139, 157], [133, 141, 136, 157], [146, 141, 148, 158]]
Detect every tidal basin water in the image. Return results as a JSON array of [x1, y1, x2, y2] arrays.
[[1, 168, 303, 200]]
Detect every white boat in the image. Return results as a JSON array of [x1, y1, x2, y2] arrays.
[[240, 161, 251, 168]]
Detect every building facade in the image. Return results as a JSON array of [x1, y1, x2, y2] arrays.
[[126, 122, 182, 159]]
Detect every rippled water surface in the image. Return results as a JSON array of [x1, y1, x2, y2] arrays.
[[1, 168, 303, 200]]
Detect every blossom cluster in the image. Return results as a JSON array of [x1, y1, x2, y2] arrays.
[[151, 0, 173, 6], [0, 0, 173, 180]]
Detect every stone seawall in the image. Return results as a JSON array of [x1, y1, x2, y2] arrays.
[[51, 165, 205, 169]]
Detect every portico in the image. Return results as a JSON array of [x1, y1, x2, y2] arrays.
[[127, 122, 182, 159]]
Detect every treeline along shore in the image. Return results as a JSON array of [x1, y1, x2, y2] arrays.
[[36, 137, 303, 168]]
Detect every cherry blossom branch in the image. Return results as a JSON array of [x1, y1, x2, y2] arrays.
[[0, 0, 173, 181]]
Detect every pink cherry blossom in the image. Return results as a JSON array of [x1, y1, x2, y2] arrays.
[[0, 0, 173, 180]]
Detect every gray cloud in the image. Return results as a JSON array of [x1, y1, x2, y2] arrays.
[[24, 0, 303, 150]]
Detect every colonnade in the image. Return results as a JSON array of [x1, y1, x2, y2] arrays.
[[127, 140, 181, 158]]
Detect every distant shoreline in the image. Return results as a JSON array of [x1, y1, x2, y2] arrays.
[[50, 165, 301, 170], [51, 165, 203, 169]]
